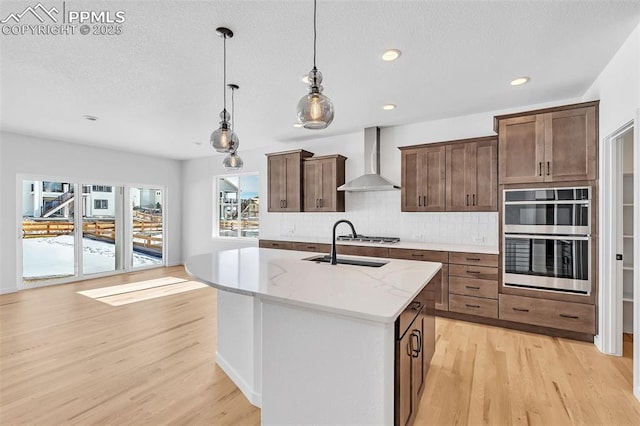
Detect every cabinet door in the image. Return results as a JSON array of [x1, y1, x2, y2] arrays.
[[419, 146, 446, 211], [303, 160, 321, 212], [401, 149, 421, 212], [445, 143, 469, 211], [544, 106, 597, 182], [283, 153, 303, 211], [319, 159, 338, 211], [498, 115, 545, 184], [412, 317, 425, 396], [397, 330, 413, 426], [268, 155, 286, 212], [469, 139, 497, 211]]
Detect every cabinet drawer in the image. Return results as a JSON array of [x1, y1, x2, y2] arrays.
[[499, 294, 595, 334], [290, 242, 331, 253], [449, 264, 498, 280], [337, 245, 388, 258], [397, 300, 423, 339], [388, 248, 448, 263], [259, 240, 293, 250], [449, 276, 498, 299], [449, 294, 498, 319], [449, 252, 498, 268]]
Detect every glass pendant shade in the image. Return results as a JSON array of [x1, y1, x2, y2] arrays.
[[223, 151, 243, 171], [210, 110, 239, 153], [297, 68, 334, 129], [297, 91, 334, 129]]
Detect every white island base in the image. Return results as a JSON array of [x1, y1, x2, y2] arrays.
[[187, 248, 441, 425]]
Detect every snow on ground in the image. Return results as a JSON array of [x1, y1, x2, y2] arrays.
[[23, 235, 162, 279]]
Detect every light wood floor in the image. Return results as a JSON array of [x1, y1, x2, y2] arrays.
[[1, 267, 638, 425]]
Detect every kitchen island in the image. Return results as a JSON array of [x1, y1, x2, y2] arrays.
[[186, 247, 441, 425]]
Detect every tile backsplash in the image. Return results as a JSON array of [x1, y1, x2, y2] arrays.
[[269, 191, 498, 247]]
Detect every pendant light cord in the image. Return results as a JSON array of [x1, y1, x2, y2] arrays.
[[313, 0, 317, 68], [223, 35, 227, 113]]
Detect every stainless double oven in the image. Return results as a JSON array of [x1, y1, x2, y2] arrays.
[[503, 187, 592, 295]]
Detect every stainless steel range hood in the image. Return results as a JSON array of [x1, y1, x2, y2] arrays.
[[337, 127, 400, 192]]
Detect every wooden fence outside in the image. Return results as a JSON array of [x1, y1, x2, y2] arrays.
[[22, 220, 162, 254]]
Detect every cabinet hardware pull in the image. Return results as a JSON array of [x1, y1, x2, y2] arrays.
[[466, 194, 469, 206], [466, 270, 481, 274], [466, 257, 481, 261], [512, 307, 529, 312], [280, 200, 283, 208], [465, 285, 481, 290], [547, 161, 550, 176], [418, 196, 422, 207], [284, 199, 287, 208], [539, 162, 542, 176], [411, 253, 424, 257], [320, 198, 323, 208], [472, 194, 476, 206], [559, 314, 579, 319], [416, 330, 423, 354], [306, 246, 316, 249], [409, 330, 421, 357], [465, 304, 481, 308], [423, 195, 427, 206], [315, 199, 318, 208], [410, 301, 422, 311], [272, 243, 279, 246]]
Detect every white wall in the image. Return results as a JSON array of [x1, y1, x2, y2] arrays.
[[0, 131, 183, 294], [583, 23, 640, 138]]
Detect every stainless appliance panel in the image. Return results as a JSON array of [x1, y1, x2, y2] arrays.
[[503, 234, 591, 295]]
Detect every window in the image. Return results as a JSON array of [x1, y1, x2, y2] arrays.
[[217, 174, 259, 238], [94, 199, 108, 209], [92, 185, 112, 192]]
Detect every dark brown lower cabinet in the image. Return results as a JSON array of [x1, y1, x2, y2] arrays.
[[395, 272, 437, 426]]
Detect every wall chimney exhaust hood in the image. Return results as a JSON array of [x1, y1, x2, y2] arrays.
[[337, 127, 400, 192]]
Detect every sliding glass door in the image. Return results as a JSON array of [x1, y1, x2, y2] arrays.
[[81, 184, 125, 275], [22, 180, 76, 284], [20, 178, 166, 287], [130, 187, 163, 268]]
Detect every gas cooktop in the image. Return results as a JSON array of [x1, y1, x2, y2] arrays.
[[336, 235, 400, 244]]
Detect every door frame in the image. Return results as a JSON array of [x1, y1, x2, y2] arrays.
[[596, 111, 639, 402]]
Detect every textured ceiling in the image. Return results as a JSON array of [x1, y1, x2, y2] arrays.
[[1, 0, 639, 160]]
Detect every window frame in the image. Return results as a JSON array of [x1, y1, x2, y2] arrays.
[[214, 172, 259, 240], [94, 199, 108, 209]]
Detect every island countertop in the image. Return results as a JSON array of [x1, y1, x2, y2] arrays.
[[185, 247, 441, 324]]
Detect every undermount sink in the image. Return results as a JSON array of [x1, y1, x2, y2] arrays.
[[304, 255, 388, 268]]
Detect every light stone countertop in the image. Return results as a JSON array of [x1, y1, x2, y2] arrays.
[[260, 235, 499, 255], [185, 247, 442, 324]]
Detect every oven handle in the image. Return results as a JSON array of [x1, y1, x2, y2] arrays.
[[505, 234, 590, 241], [504, 200, 589, 205]]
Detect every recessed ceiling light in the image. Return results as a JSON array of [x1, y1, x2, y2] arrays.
[[293, 123, 304, 128], [194, 141, 203, 145], [382, 104, 396, 111], [82, 115, 98, 121], [510, 77, 530, 86], [381, 49, 401, 62]]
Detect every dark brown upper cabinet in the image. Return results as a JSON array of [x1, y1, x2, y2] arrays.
[[445, 137, 498, 211], [495, 101, 598, 184], [303, 155, 347, 212], [400, 145, 446, 212], [266, 150, 313, 212]]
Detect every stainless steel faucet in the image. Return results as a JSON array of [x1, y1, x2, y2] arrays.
[[331, 220, 358, 265]]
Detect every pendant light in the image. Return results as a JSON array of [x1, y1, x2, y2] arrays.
[[296, 0, 334, 129], [223, 84, 243, 171], [211, 27, 239, 153]]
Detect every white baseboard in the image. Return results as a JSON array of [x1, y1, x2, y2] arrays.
[[635, 385, 640, 402], [215, 351, 262, 408], [0, 287, 18, 295]]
